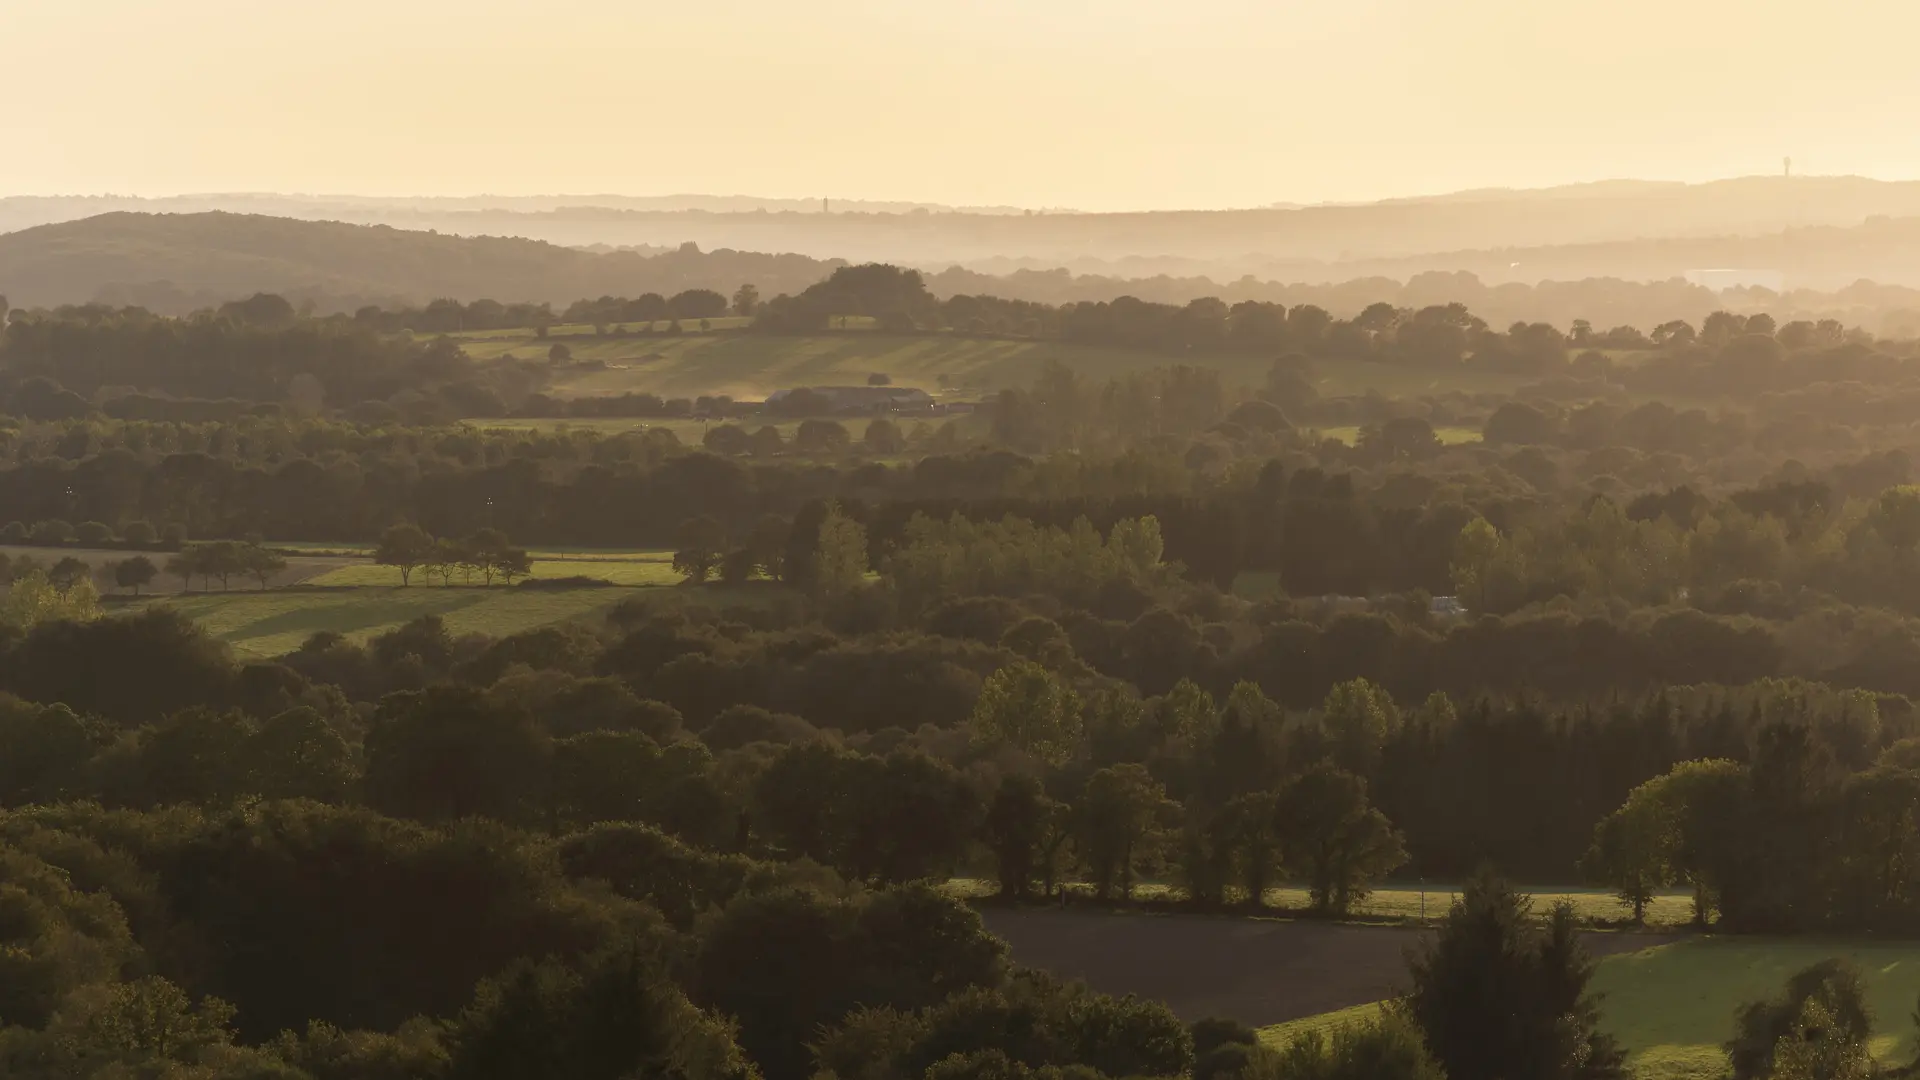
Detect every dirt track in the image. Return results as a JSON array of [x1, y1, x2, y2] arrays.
[[978, 909, 1671, 1026]]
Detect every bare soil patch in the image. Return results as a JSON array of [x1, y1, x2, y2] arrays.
[[977, 908, 1671, 1026]]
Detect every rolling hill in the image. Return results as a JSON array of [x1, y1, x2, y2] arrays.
[[0, 212, 841, 312]]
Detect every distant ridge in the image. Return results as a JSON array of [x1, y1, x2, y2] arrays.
[[0, 212, 842, 311], [7, 176, 1920, 274]]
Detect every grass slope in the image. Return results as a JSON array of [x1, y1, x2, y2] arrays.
[[952, 881, 1693, 928], [153, 543, 764, 655], [307, 551, 682, 588], [1259, 937, 1920, 1080], [0, 212, 836, 309], [457, 328, 1535, 402], [161, 588, 635, 658]]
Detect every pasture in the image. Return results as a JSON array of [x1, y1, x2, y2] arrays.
[[4, 545, 351, 594], [983, 907, 1920, 1080], [1254, 937, 1920, 1080], [449, 328, 1537, 402], [1313, 424, 1482, 447], [50, 543, 771, 656], [952, 880, 1695, 928], [161, 586, 636, 658], [158, 578, 776, 658], [460, 415, 981, 445], [1589, 938, 1920, 1080], [306, 550, 683, 588]]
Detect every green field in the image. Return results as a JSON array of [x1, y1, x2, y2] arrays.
[[308, 552, 682, 588], [426, 318, 760, 344], [949, 880, 1691, 926], [143, 543, 770, 655], [1315, 425, 1483, 446], [1262, 884, 1692, 926], [160, 587, 633, 657], [1261, 937, 1920, 1080], [158, 582, 784, 658], [446, 329, 1536, 402], [460, 416, 981, 444]]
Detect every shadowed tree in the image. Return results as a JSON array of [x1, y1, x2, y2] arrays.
[[376, 523, 436, 586], [1272, 765, 1405, 915]]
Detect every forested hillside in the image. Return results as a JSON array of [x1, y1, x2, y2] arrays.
[[0, 213, 840, 312]]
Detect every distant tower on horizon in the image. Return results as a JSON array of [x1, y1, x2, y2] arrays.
[[1784, 157, 1792, 178], [823, 197, 830, 214]]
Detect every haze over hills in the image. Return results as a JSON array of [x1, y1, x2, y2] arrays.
[[0, 212, 842, 313], [18, 203, 1920, 330], [0, 193, 1035, 237], [13, 209, 1920, 336], [8, 176, 1920, 279]]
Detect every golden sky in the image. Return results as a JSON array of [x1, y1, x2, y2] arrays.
[[8, 0, 1919, 209]]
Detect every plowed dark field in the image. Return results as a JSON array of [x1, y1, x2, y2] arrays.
[[978, 909, 1670, 1026]]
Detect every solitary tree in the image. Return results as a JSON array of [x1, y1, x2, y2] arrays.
[[1272, 764, 1406, 915], [863, 418, 904, 455], [1405, 874, 1625, 1080], [165, 552, 197, 592], [1584, 758, 1746, 926], [1074, 764, 1174, 900], [731, 284, 760, 317], [48, 557, 90, 598], [113, 555, 158, 596], [1450, 517, 1504, 611], [809, 503, 868, 600], [243, 544, 288, 590], [375, 524, 436, 586], [983, 773, 1064, 900], [493, 548, 533, 585], [1582, 777, 1677, 923], [1726, 960, 1873, 1080], [672, 517, 727, 584], [968, 661, 1083, 766], [1319, 679, 1400, 779]]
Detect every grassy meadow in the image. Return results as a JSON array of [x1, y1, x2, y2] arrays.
[[306, 550, 683, 588], [1259, 937, 1920, 1080], [447, 326, 1537, 403], [1313, 424, 1482, 447], [123, 546, 771, 656], [950, 880, 1693, 928], [162, 587, 637, 658]]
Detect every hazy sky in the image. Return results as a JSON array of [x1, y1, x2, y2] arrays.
[[9, 0, 1920, 210]]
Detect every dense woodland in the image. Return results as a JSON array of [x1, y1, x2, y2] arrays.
[[7, 267, 1920, 1079]]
